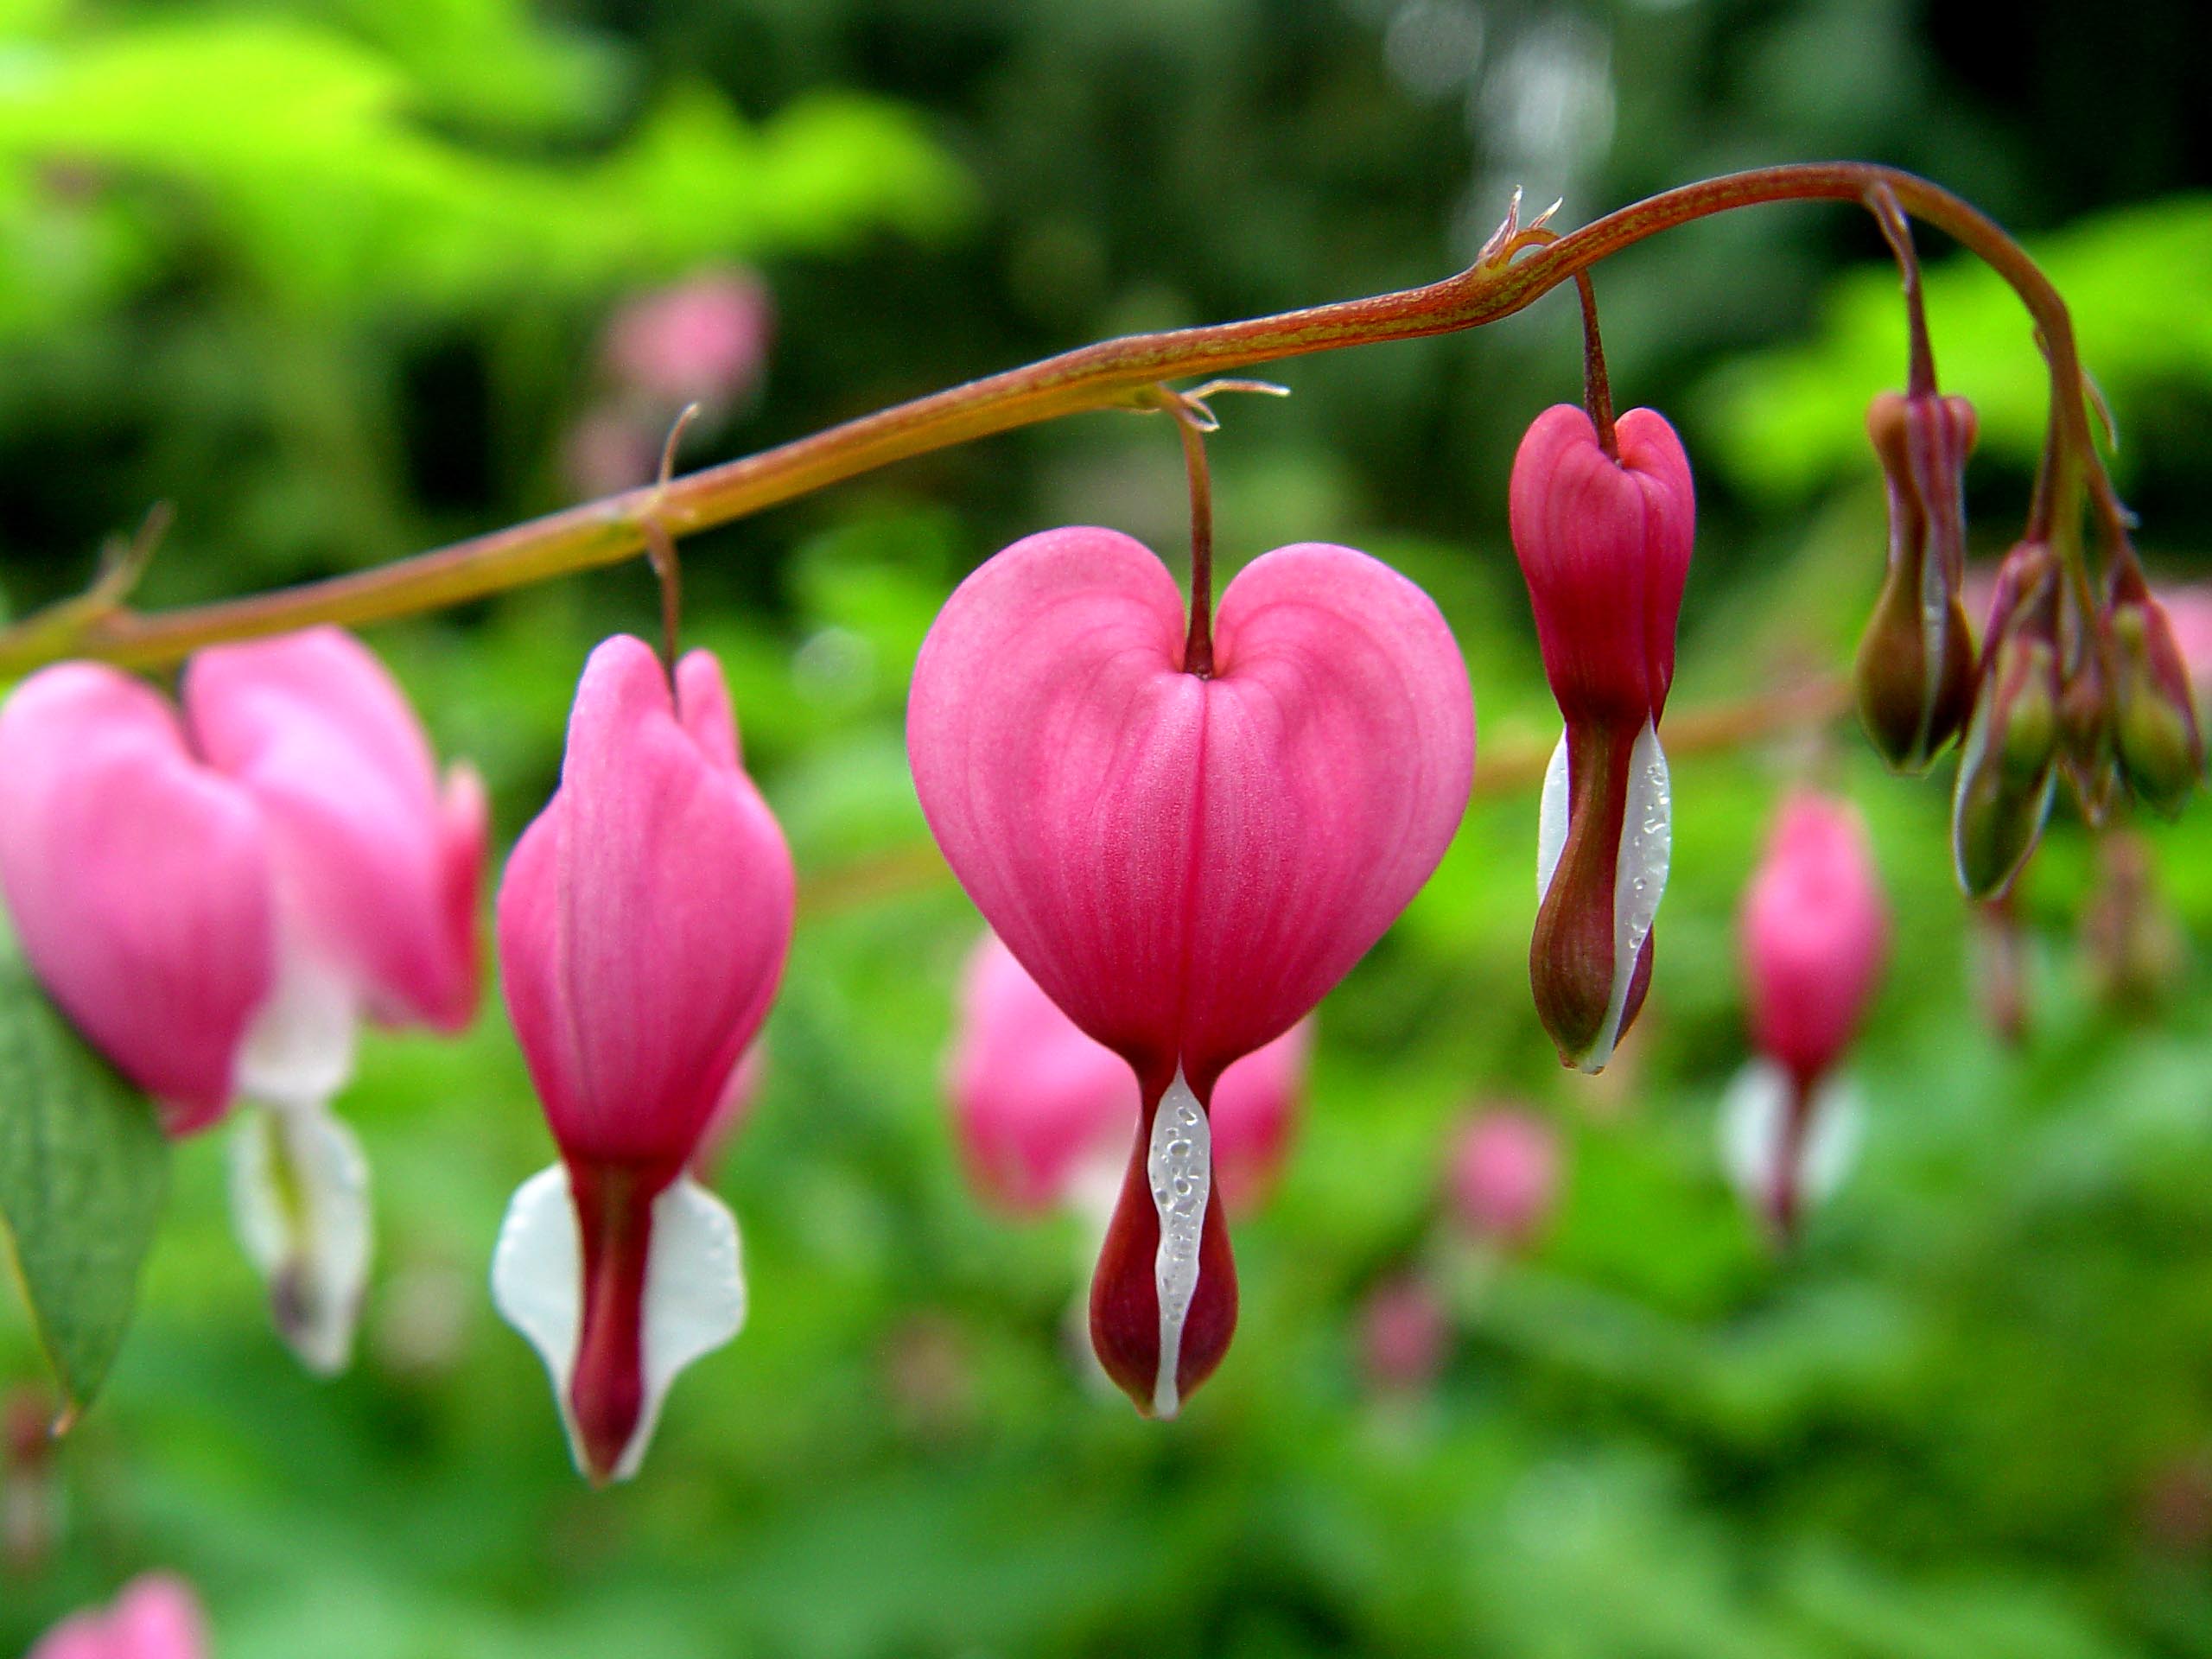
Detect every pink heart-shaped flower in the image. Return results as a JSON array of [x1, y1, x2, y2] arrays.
[[908, 526, 1472, 1412]]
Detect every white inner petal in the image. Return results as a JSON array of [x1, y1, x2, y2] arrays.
[[235, 947, 360, 1111], [1535, 729, 1570, 900], [1719, 1059, 1865, 1217], [1147, 1068, 1211, 1420], [227, 1098, 372, 1376], [1583, 719, 1670, 1075], [489, 1166, 747, 1483]]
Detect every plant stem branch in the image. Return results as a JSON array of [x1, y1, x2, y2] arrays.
[[0, 163, 2113, 676]]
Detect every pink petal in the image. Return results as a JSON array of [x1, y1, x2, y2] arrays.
[[908, 529, 1471, 1096], [498, 639, 794, 1171], [106, 1574, 210, 1659], [25, 1612, 111, 1659], [1509, 405, 1694, 723], [184, 627, 481, 1032], [949, 930, 1137, 1212], [0, 664, 273, 1132]]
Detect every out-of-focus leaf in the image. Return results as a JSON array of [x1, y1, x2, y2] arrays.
[[0, 937, 169, 1415]]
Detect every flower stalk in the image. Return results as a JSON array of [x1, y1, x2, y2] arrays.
[[0, 164, 2118, 677]]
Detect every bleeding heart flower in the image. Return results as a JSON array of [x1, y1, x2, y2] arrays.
[[491, 636, 793, 1484], [949, 928, 1311, 1217], [0, 628, 485, 1373], [909, 527, 1472, 1415], [1726, 789, 1890, 1239], [1445, 1107, 1560, 1249], [28, 1573, 209, 1659], [1510, 404, 1694, 1073]]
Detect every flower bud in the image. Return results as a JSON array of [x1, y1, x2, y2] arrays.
[[2106, 562, 2205, 817], [602, 268, 772, 415], [492, 638, 794, 1483], [1510, 404, 1694, 1071], [2080, 830, 2184, 1012], [1954, 541, 2062, 899], [1738, 791, 1890, 1089], [1854, 391, 1979, 772], [1444, 1108, 1560, 1249], [1357, 1273, 1448, 1398]]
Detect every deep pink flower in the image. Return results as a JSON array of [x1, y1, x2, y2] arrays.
[[603, 269, 772, 413], [1445, 1108, 1560, 1249], [492, 636, 794, 1484], [29, 1573, 208, 1659], [1727, 789, 1890, 1238], [909, 528, 1472, 1415], [949, 930, 1310, 1216], [1510, 405, 1694, 1072]]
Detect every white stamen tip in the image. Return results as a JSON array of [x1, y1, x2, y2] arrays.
[[489, 1165, 747, 1483], [1147, 1069, 1211, 1420], [228, 1098, 372, 1376]]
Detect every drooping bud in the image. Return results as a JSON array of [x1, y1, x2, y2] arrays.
[[29, 1573, 209, 1659], [948, 930, 1311, 1217], [1444, 1107, 1560, 1249], [908, 529, 1473, 1415], [2080, 830, 2185, 1013], [602, 268, 772, 416], [1357, 1273, 1449, 1398], [1854, 391, 1979, 772], [1739, 791, 1891, 1088], [1726, 790, 1890, 1241], [0, 629, 485, 1374], [1510, 404, 1694, 1072], [1955, 539, 2063, 899], [2105, 557, 2205, 817], [492, 638, 794, 1482]]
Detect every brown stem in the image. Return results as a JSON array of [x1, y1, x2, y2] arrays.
[[1166, 396, 1217, 677], [1866, 183, 1937, 399], [1574, 272, 1618, 459], [0, 163, 2113, 675]]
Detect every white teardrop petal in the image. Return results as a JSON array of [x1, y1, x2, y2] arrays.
[[235, 949, 360, 1111], [228, 1099, 372, 1376], [1147, 1069, 1211, 1421], [1536, 730, 1570, 900], [489, 1165, 747, 1483], [1583, 718, 1671, 1074], [623, 1176, 747, 1482], [1720, 1060, 1864, 1218]]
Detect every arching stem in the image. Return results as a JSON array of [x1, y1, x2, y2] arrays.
[[0, 163, 2120, 675], [1166, 392, 1217, 678]]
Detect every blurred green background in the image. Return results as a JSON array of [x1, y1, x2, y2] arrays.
[[7, 0, 2212, 1653]]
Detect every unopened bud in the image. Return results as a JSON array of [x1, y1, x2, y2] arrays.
[[1953, 541, 2061, 899], [2080, 830, 2185, 1013], [2107, 564, 2205, 817], [1855, 391, 1979, 773]]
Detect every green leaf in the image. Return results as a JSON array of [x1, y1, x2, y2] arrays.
[[0, 944, 169, 1419]]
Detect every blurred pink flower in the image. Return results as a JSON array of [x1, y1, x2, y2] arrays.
[[947, 930, 1313, 1217], [1445, 1108, 1560, 1249], [602, 269, 772, 414], [0, 628, 484, 1131], [29, 1573, 209, 1659], [1357, 1272, 1448, 1396]]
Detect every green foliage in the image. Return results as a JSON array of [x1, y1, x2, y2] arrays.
[[0, 935, 169, 1416]]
